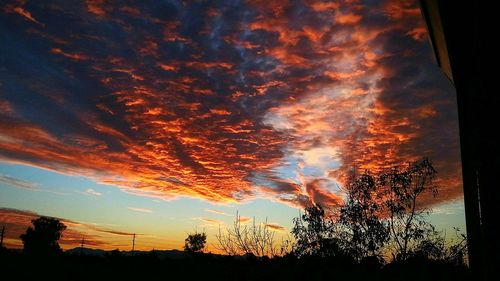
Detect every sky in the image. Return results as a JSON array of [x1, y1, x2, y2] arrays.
[[0, 0, 465, 251]]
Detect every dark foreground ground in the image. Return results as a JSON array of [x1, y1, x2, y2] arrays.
[[0, 250, 471, 281]]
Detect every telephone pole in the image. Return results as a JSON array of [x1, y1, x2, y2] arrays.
[[0, 226, 4, 248], [132, 233, 136, 254]]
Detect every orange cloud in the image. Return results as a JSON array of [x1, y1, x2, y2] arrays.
[[407, 27, 428, 41], [209, 109, 231, 116], [310, 1, 340, 12], [336, 13, 362, 25], [12, 6, 41, 24], [51, 48, 89, 61], [199, 217, 223, 227], [383, 1, 421, 20], [238, 216, 251, 223], [86, 0, 108, 17], [159, 64, 177, 72], [306, 179, 343, 207], [265, 223, 286, 232]]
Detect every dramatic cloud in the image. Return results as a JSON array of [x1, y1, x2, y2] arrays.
[[0, 0, 462, 209]]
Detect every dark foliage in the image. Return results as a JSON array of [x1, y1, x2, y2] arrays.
[[340, 172, 389, 260], [184, 232, 207, 253], [20, 216, 66, 256], [292, 204, 349, 259]]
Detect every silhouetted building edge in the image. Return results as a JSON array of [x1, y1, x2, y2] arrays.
[[419, 1, 499, 280]]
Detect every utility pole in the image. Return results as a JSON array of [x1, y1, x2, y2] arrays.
[[80, 236, 85, 255], [132, 233, 136, 254], [0, 226, 4, 248]]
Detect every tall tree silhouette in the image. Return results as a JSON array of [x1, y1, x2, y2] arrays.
[[379, 158, 437, 260], [20, 216, 66, 255], [340, 172, 389, 261]]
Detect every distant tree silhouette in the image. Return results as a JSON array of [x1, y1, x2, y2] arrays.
[[20, 216, 66, 255], [184, 231, 206, 253], [340, 172, 389, 261], [291, 204, 346, 258], [108, 248, 121, 258]]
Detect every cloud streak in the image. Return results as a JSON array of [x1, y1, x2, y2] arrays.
[[205, 209, 230, 216], [128, 207, 153, 214], [265, 223, 286, 232], [0, 175, 39, 191], [84, 188, 102, 196]]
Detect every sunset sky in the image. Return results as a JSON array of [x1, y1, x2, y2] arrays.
[[0, 0, 465, 251]]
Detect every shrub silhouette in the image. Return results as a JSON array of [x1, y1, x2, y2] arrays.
[[216, 212, 292, 257], [20, 216, 66, 256], [184, 231, 206, 253]]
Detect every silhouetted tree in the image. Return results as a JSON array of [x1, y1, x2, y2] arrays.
[[290, 158, 466, 265], [20, 216, 66, 255], [340, 172, 389, 261], [291, 204, 346, 258], [379, 158, 438, 261], [184, 231, 206, 253]]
